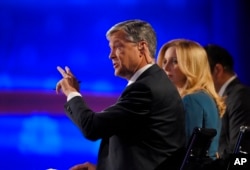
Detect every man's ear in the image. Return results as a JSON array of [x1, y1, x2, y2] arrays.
[[137, 41, 145, 51], [138, 41, 154, 63], [213, 63, 224, 77]]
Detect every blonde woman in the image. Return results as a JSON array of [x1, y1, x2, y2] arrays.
[[157, 39, 226, 159]]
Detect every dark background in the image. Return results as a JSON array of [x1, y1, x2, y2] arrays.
[[0, 0, 249, 169]]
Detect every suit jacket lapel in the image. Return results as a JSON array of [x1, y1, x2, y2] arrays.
[[223, 78, 241, 96]]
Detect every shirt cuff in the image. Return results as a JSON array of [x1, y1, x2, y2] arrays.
[[67, 91, 82, 101]]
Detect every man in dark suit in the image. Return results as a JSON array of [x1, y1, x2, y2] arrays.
[[204, 44, 250, 159], [56, 19, 186, 170]]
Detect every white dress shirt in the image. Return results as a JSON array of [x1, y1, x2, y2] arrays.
[[218, 75, 237, 96]]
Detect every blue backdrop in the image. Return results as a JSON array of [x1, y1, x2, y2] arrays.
[[0, 0, 249, 169]]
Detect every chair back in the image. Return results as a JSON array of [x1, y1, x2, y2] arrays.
[[226, 126, 250, 170], [233, 126, 250, 154], [180, 127, 217, 170]]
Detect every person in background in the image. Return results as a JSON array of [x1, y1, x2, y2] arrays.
[[204, 44, 250, 159], [157, 39, 226, 160], [56, 19, 186, 170]]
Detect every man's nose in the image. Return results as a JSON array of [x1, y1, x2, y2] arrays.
[[109, 51, 116, 59]]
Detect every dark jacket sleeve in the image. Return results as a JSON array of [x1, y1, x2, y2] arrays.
[[64, 83, 152, 141], [224, 85, 250, 154]]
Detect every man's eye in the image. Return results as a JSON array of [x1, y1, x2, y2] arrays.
[[114, 46, 119, 50]]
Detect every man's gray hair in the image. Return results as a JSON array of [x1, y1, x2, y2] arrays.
[[106, 19, 157, 58]]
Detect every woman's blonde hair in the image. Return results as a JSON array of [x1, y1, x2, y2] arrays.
[[157, 39, 226, 117]]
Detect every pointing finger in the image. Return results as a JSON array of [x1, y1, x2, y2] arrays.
[[65, 66, 73, 76]]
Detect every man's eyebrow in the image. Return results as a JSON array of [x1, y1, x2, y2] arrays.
[[110, 40, 123, 47]]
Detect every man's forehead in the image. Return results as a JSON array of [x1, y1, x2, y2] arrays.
[[109, 30, 127, 41], [108, 32, 128, 46]]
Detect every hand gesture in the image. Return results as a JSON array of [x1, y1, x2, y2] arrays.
[[56, 66, 80, 96]]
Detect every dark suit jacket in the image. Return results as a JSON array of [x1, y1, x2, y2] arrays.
[[64, 64, 186, 170], [219, 78, 250, 158]]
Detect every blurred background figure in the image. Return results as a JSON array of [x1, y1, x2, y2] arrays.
[[204, 44, 250, 159]]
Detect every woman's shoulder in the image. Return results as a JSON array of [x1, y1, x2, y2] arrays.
[[183, 90, 219, 116], [183, 90, 215, 104], [183, 90, 211, 99]]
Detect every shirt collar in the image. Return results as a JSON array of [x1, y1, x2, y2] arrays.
[[127, 64, 153, 86], [218, 74, 237, 96]]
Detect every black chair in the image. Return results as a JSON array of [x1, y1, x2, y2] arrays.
[[226, 126, 250, 170], [233, 126, 250, 154], [180, 127, 217, 170], [204, 126, 250, 170]]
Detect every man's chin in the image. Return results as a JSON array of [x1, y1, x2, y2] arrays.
[[114, 71, 125, 79], [114, 70, 120, 77]]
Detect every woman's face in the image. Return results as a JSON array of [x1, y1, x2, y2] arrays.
[[162, 46, 186, 88]]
